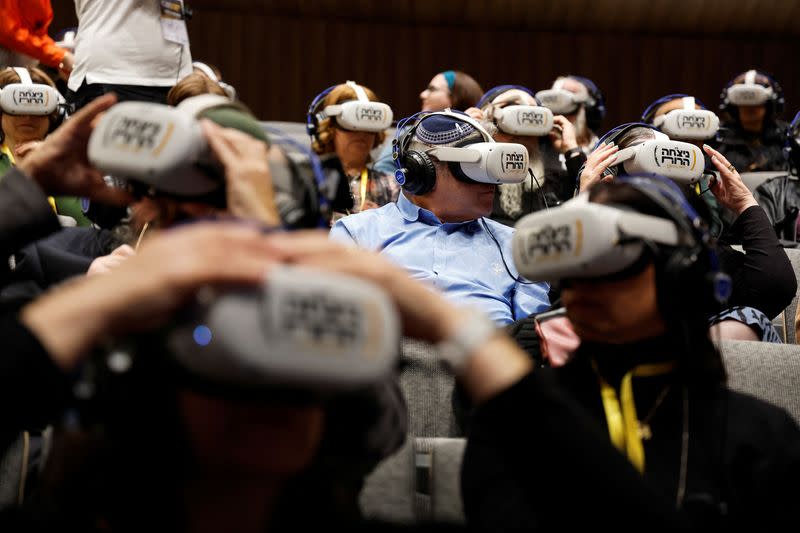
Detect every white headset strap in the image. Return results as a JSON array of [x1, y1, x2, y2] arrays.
[[12, 67, 33, 85], [347, 80, 369, 102], [683, 96, 695, 110], [192, 62, 219, 83], [744, 69, 757, 85]]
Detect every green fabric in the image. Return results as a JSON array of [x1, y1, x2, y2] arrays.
[[200, 107, 270, 145], [0, 153, 12, 181], [54, 196, 93, 227]]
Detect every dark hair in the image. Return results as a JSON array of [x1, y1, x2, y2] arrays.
[[450, 71, 484, 111], [588, 180, 726, 384]]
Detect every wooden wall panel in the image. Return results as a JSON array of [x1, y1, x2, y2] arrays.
[[50, 1, 800, 133]]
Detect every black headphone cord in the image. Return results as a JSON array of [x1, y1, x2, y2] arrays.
[[480, 217, 536, 285]]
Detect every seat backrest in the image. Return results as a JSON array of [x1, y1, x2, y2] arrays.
[[399, 338, 462, 438], [359, 437, 467, 525], [722, 340, 800, 422], [741, 171, 787, 193], [782, 248, 800, 343]]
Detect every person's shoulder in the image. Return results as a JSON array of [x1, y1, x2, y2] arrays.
[[724, 387, 800, 437], [481, 217, 515, 238]]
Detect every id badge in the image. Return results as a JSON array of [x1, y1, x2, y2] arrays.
[[160, 0, 190, 45]]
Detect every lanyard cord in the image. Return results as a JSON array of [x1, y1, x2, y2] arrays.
[[359, 168, 368, 212], [593, 360, 677, 473]]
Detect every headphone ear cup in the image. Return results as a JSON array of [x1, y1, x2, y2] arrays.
[[401, 150, 437, 195]]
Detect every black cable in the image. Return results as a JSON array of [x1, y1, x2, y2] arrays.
[[529, 168, 549, 212], [480, 218, 537, 285]]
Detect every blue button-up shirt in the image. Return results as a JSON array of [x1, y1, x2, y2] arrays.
[[330, 192, 550, 325]]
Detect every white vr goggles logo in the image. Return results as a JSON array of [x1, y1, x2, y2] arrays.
[[0, 83, 59, 115], [88, 101, 219, 196], [535, 89, 583, 115], [727, 84, 773, 107], [654, 109, 720, 140], [426, 141, 530, 184], [494, 105, 554, 136], [512, 195, 680, 281], [167, 266, 400, 391], [323, 100, 393, 132], [613, 139, 704, 184]]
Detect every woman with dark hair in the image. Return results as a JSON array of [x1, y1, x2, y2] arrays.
[[462, 176, 800, 530]]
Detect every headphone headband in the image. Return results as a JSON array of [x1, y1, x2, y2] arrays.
[[477, 85, 538, 109], [641, 94, 708, 124]]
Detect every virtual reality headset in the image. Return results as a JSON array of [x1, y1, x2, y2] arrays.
[[493, 104, 554, 136], [165, 265, 400, 394], [0, 67, 60, 116], [88, 95, 258, 197], [512, 193, 680, 281], [612, 138, 704, 184], [535, 88, 587, 115], [427, 141, 529, 184], [726, 70, 775, 107], [652, 97, 719, 141], [322, 81, 393, 133]]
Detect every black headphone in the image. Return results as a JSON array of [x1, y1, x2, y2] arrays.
[[615, 175, 731, 317], [391, 109, 493, 196], [719, 69, 785, 118]]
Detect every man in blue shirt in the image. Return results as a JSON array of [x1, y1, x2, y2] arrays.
[[330, 111, 550, 325]]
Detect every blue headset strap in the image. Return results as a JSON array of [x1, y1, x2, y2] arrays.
[[641, 94, 708, 123], [593, 122, 659, 151], [476, 84, 538, 109], [306, 85, 339, 137]]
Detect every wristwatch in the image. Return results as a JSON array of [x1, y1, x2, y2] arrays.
[[437, 309, 499, 375]]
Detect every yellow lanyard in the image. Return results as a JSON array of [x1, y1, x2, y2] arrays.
[[1, 143, 15, 165], [359, 168, 369, 212], [593, 361, 676, 473]]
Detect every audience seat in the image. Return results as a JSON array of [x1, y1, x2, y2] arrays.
[[740, 171, 787, 193]]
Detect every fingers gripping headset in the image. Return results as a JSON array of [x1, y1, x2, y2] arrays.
[[512, 174, 732, 306]]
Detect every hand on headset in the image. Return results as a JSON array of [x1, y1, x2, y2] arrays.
[[17, 93, 132, 207], [201, 119, 280, 226], [702, 144, 758, 216], [549, 115, 578, 154], [464, 107, 484, 121], [579, 142, 619, 192], [87, 244, 136, 277], [260, 230, 470, 344], [21, 222, 281, 371]]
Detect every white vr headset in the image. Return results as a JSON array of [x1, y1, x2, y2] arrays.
[[612, 136, 704, 184], [493, 104, 554, 136], [726, 69, 774, 107], [167, 266, 400, 392], [512, 193, 680, 281], [322, 80, 393, 133], [653, 97, 720, 141], [0, 67, 60, 116], [423, 109, 529, 184], [88, 94, 247, 196]]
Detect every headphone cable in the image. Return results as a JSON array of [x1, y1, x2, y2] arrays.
[[480, 217, 536, 285]]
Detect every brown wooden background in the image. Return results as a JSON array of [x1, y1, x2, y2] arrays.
[[51, 0, 800, 133]]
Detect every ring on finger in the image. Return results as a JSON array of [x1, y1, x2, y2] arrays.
[[727, 163, 735, 173]]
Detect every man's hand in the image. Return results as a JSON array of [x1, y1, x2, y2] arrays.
[[578, 142, 618, 192], [703, 144, 759, 216], [18, 93, 132, 206], [21, 223, 280, 371], [202, 120, 280, 226]]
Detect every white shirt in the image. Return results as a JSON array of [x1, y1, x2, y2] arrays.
[[69, 0, 193, 90]]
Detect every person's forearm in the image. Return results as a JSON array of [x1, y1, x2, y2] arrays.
[[458, 335, 535, 405], [20, 275, 143, 371]]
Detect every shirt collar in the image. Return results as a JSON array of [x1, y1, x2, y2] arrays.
[[398, 191, 441, 225]]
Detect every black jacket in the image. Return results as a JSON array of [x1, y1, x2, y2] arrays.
[[462, 341, 800, 531], [753, 173, 800, 241], [715, 121, 789, 173]]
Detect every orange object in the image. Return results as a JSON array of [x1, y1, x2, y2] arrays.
[[0, 0, 66, 67]]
